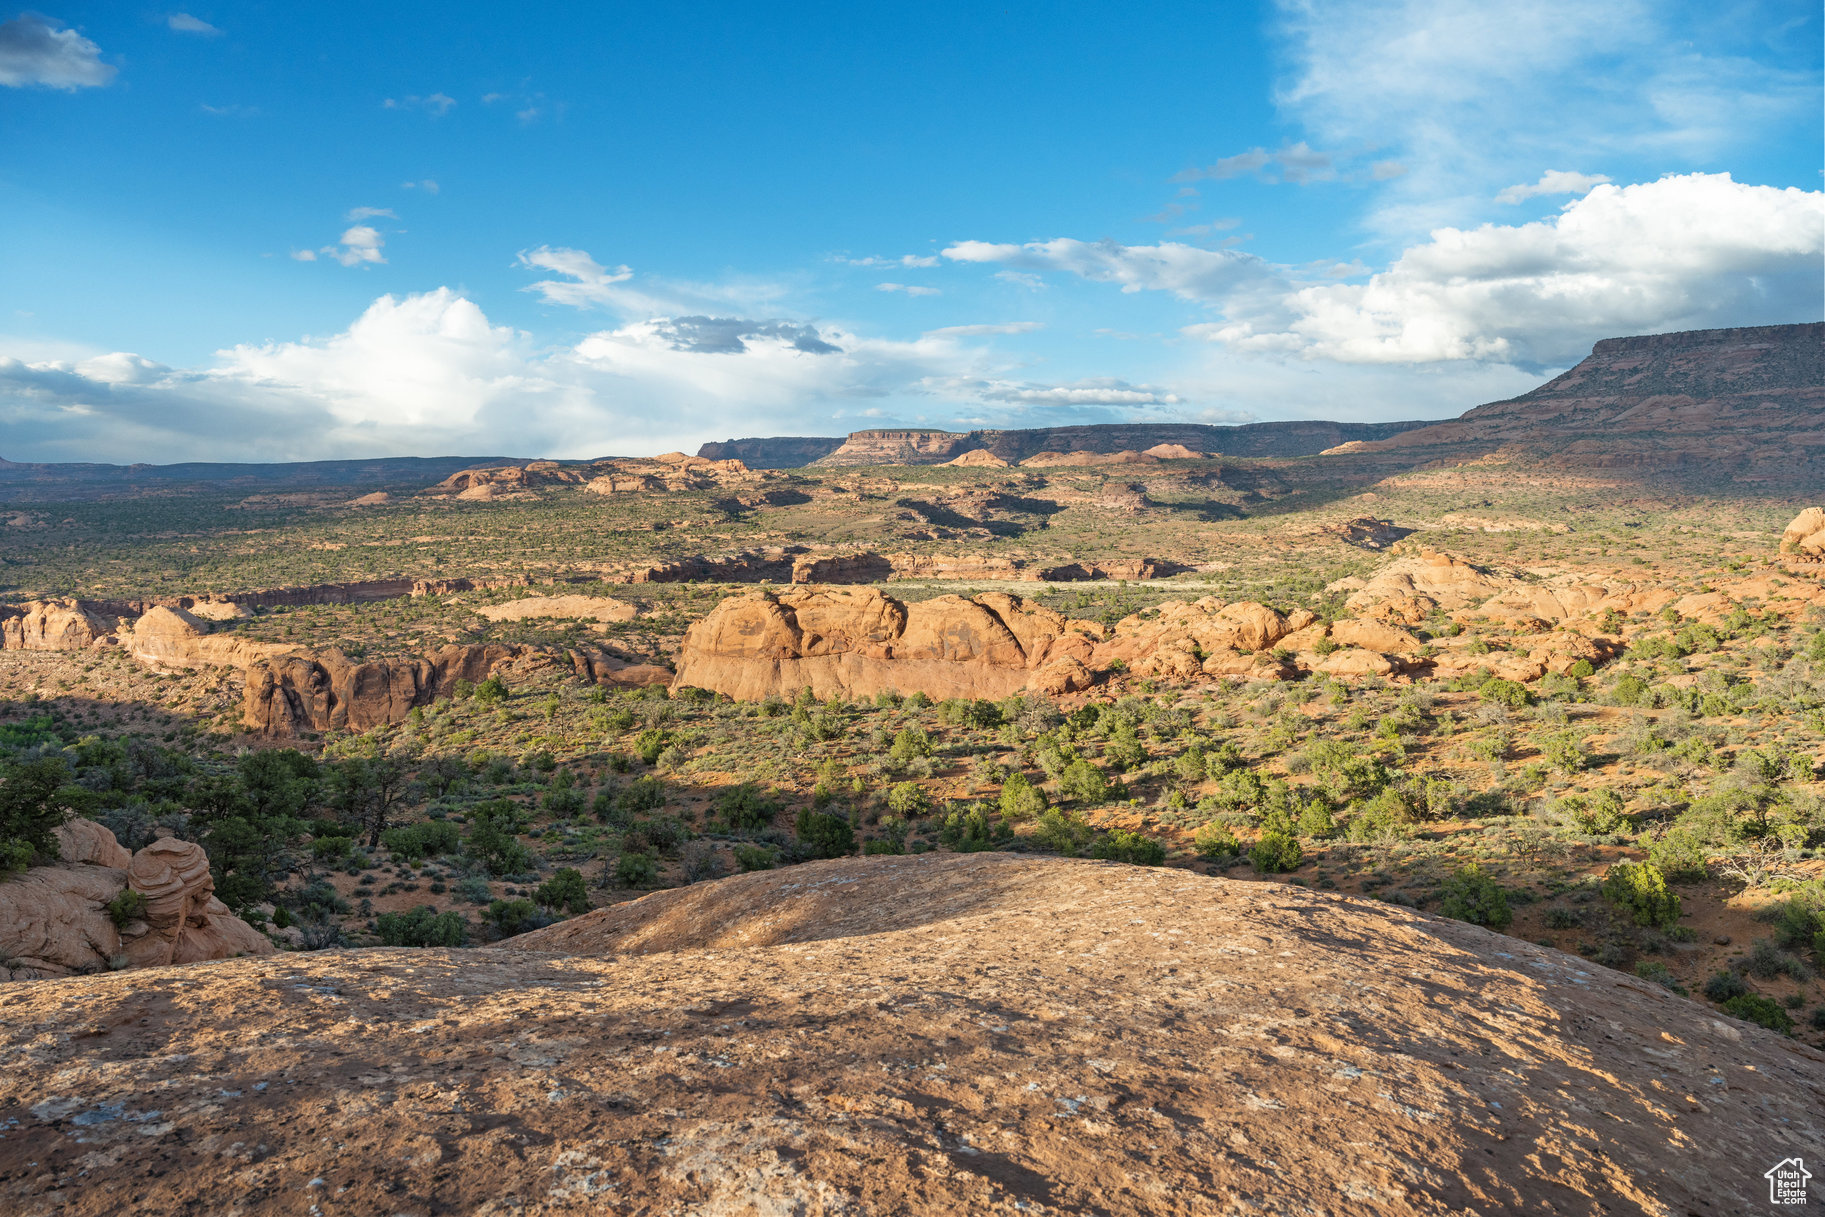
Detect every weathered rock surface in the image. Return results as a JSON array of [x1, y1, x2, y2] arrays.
[[120, 605, 292, 671], [3, 853, 1817, 1215], [673, 587, 1101, 700], [0, 825, 271, 980], [941, 448, 1009, 467], [0, 600, 115, 651], [1782, 506, 1825, 558], [475, 595, 638, 623]]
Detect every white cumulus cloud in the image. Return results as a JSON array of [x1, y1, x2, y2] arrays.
[[1495, 170, 1611, 204], [1207, 173, 1824, 366], [322, 225, 386, 267], [0, 13, 114, 89]]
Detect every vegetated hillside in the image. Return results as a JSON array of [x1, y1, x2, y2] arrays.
[[0, 454, 523, 501], [700, 420, 1435, 468], [4, 853, 1818, 1216], [1339, 322, 1825, 472]]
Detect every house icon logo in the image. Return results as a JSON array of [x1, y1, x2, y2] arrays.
[[1766, 1158, 1811, 1205]]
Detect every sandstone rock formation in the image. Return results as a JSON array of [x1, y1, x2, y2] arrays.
[[0, 823, 271, 980], [1096, 599, 1313, 681], [475, 595, 638, 623], [672, 587, 1101, 700], [121, 605, 291, 672], [242, 642, 670, 735], [797, 421, 1430, 466], [941, 448, 1009, 467], [0, 600, 115, 651], [5, 853, 1817, 1214], [1782, 507, 1825, 558], [1141, 442, 1206, 459]]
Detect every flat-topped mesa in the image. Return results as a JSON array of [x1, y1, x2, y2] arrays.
[[672, 587, 1101, 701]]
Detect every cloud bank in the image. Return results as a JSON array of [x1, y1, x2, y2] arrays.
[[0, 13, 114, 89]]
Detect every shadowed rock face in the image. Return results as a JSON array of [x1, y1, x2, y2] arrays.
[[801, 420, 1434, 466], [1335, 323, 1825, 470], [3, 853, 1818, 1215]]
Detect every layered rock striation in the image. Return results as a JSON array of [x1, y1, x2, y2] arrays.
[[0, 821, 271, 980]]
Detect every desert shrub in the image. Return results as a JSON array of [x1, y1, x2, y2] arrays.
[[1058, 758, 1111, 805], [1556, 788, 1626, 834], [1436, 864, 1513, 929], [1192, 821, 1240, 859], [1346, 786, 1416, 842], [1204, 741, 1245, 776], [886, 782, 933, 818], [484, 898, 545, 938], [1249, 830, 1303, 873], [1767, 882, 1825, 960], [1303, 739, 1389, 802], [614, 851, 658, 887], [376, 904, 469, 947], [679, 840, 727, 884], [1745, 936, 1811, 981], [542, 784, 586, 818], [937, 698, 1002, 729], [105, 888, 148, 930], [534, 866, 590, 914], [1601, 861, 1681, 929], [465, 800, 534, 876], [1205, 768, 1264, 812], [1608, 674, 1653, 707], [938, 805, 1011, 852], [634, 729, 672, 766], [1644, 827, 1710, 882], [997, 772, 1046, 821], [1033, 807, 1093, 856], [312, 835, 353, 862], [1632, 960, 1686, 994], [733, 843, 777, 872], [1544, 905, 1583, 929], [382, 820, 462, 862], [1102, 720, 1147, 770], [1721, 992, 1794, 1035], [0, 757, 92, 878], [618, 775, 668, 816], [1091, 829, 1165, 866], [1479, 678, 1532, 710], [472, 675, 509, 705], [714, 782, 780, 831], [795, 808, 855, 859], [1537, 730, 1590, 773], [889, 728, 933, 763], [1296, 800, 1338, 839], [624, 815, 689, 855]]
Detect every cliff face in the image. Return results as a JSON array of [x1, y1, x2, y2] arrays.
[[799, 420, 1433, 466], [1338, 323, 1825, 470], [694, 436, 846, 468]]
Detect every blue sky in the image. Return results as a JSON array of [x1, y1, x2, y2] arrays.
[[2, 0, 1820, 462]]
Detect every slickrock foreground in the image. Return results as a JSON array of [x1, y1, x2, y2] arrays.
[[3, 854, 1819, 1215]]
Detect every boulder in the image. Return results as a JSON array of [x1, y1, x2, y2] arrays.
[[1329, 619, 1422, 655], [0, 825, 271, 979], [1781, 507, 1825, 557]]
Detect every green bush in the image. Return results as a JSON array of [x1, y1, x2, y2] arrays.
[[472, 675, 509, 705], [1058, 758, 1111, 805], [795, 808, 856, 859], [1645, 827, 1710, 882], [1033, 807, 1093, 856], [1479, 678, 1532, 709], [1557, 788, 1626, 834], [1436, 864, 1513, 929], [997, 772, 1046, 821], [613, 851, 658, 886], [714, 782, 781, 831], [1249, 831, 1303, 873], [634, 729, 672, 766], [1608, 674, 1652, 707], [311, 835, 353, 862], [484, 898, 543, 938], [0, 757, 92, 879], [1703, 969, 1749, 1002], [382, 820, 462, 862], [886, 782, 932, 818], [1721, 992, 1794, 1035], [377, 904, 469, 947], [1601, 861, 1681, 929], [1091, 829, 1165, 866], [105, 888, 148, 930], [938, 805, 1011, 852], [1192, 821, 1240, 859], [465, 800, 534, 876], [534, 866, 590, 914], [888, 727, 933, 763], [733, 843, 777, 872], [1538, 730, 1590, 774]]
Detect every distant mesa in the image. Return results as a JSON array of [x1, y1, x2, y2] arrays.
[[942, 449, 1009, 468], [1331, 322, 1825, 471]]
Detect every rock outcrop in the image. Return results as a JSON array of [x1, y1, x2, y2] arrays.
[[0, 600, 116, 651], [5, 853, 1817, 1214], [120, 605, 292, 672], [475, 595, 638, 623], [1782, 507, 1825, 559], [800, 421, 1430, 466], [0, 823, 271, 980], [672, 588, 1101, 700], [242, 642, 670, 734]]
